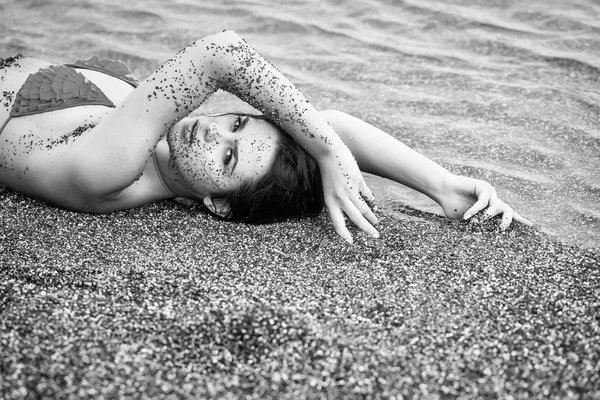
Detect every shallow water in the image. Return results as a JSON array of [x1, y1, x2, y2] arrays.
[[1, 0, 599, 250]]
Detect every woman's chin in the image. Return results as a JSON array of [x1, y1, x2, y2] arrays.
[[166, 127, 177, 149]]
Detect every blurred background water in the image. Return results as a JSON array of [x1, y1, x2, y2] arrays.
[[1, 0, 599, 251]]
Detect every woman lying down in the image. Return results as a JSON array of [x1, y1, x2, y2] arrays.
[[0, 31, 531, 243]]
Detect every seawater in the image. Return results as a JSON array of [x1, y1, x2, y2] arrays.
[[1, 0, 599, 250]]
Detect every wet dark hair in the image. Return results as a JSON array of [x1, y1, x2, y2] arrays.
[[208, 113, 325, 224]]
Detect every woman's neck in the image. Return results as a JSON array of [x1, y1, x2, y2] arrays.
[[152, 149, 175, 197]]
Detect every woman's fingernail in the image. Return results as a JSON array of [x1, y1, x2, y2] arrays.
[[372, 231, 380, 239], [463, 213, 472, 220]]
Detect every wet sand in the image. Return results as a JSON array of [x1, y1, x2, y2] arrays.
[[1, 189, 598, 399]]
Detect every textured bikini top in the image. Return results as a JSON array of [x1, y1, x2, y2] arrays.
[[0, 55, 140, 134]]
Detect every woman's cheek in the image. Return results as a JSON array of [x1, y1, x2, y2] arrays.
[[201, 155, 229, 189]]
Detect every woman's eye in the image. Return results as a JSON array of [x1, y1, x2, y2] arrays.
[[224, 147, 233, 165], [232, 116, 242, 132]]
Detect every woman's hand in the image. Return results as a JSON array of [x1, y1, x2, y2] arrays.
[[438, 174, 532, 229], [318, 145, 379, 243]]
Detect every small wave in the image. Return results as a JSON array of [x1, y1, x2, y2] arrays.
[[403, 1, 542, 36], [458, 37, 539, 61], [77, 8, 166, 35], [572, 94, 600, 125], [512, 10, 600, 33], [543, 56, 600, 76], [242, 13, 314, 36], [568, 203, 600, 226], [118, 10, 165, 24], [565, 177, 600, 199]]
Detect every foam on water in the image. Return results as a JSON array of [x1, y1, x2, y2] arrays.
[[1, 0, 599, 250]]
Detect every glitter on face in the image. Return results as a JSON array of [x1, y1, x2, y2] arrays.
[[167, 114, 280, 198]]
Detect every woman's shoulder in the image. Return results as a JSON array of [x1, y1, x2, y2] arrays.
[[1, 55, 53, 75]]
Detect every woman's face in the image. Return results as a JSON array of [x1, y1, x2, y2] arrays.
[[167, 114, 280, 198]]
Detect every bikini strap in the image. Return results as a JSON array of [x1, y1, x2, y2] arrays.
[[67, 55, 140, 88]]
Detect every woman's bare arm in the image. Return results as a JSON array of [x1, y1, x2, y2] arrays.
[[321, 109, 532, 228]]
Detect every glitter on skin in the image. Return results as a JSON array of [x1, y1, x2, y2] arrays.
[[13, 124, 96, 156], [0, 53, 23, 70]]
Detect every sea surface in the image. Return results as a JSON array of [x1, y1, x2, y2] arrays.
[[1, 0, 599, 250]]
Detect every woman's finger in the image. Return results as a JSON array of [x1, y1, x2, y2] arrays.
[[355, 187, 379, 226], [360, 205, 379, 227], [345, 197, 379, 237], [481, 205, 501, 221], [327, 204, 353, 244], [500, 208, 514, 230], [359, 178, 375, 203], [514, 212, 533, 226], [358, 179, 378, 214], [463, 186, 491, 220]]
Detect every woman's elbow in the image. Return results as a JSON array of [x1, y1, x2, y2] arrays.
[[199, 30, 243, 48], [319, 109, 348, 123], [319, 109, 353, 133]]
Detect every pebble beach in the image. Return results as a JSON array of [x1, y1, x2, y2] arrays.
[[2, 0, 600, 397], [1, 189, 598, 399]]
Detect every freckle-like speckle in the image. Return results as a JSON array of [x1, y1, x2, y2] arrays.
[[13, 123, 96, 156], [0, 53, 23, 71], [2, 90, 15, 108]]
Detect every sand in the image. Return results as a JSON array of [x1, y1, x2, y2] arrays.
[[1, 190, 599, 399]]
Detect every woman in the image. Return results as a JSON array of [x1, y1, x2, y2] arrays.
[[0, 30, 530, 243]]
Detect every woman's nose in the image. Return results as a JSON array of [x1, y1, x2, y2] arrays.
[[204, 122, 221, 143]]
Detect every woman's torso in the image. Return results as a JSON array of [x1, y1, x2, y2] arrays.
[[0, 57, 148, 210]]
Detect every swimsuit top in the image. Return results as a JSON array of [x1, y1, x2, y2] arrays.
[[0, 55, 140, 135]]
